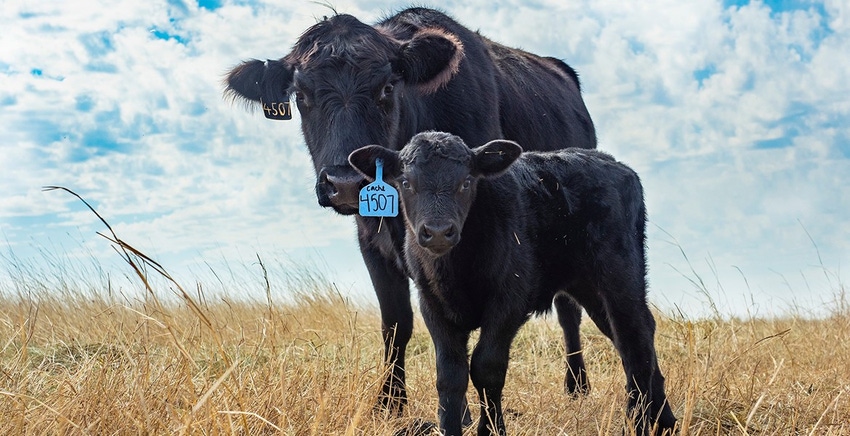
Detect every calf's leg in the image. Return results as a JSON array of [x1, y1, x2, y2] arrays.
[[553, 293, 590, 395], [607, 298, 676, 433], [578, 285, 676, 434], [469, 315, 526, 436], [420, 304, 471, 436]]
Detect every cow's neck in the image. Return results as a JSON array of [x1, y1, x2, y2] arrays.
[[392, 91, 433, 150]]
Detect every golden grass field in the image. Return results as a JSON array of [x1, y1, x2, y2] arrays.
[[1, 189, 848, 435], [1, 251, 848, 436]]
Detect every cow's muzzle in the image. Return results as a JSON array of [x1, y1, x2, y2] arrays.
[[316, 166, 364, 215]]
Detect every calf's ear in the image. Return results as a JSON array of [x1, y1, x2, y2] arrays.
[[393, 28, 464, 95], [224, 59, 293, 106], [348, 146, 402, 182], [472, 140, 523, 178]]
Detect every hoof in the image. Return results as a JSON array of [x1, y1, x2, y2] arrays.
[[565, 372, 591, 397], [376, 393, 407, 418], [462, 397, 473, 427], [393, 419, 437, 436]]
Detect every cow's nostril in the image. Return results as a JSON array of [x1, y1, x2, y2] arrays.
[[320, 177, 338, 196]]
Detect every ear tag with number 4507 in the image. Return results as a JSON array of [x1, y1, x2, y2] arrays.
[[359, 158, 398, 217], [261, 99, 292, 120]]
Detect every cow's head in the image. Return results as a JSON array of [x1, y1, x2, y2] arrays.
[[349, 132, 522, 256], [225, 14, 465, 215]]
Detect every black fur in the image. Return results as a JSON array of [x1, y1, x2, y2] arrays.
[[225, 7, 595, 412], [350, 132, 677, 436]]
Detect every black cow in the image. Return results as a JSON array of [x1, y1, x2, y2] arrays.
[[349, 132, 677, 436], [224, 7, 596, 411]]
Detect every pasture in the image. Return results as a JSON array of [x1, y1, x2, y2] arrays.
[[1, 251, 848, 435]]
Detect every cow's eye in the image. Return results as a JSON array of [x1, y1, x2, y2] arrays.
[[295, 91, 309, 108], [401, 179, 411, 190], [460, 178, 472, 191], [380, 83, 394, 101]]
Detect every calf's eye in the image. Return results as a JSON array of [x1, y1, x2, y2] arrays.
[[401, 179, 411, 190], [460, 178, 471, 191]]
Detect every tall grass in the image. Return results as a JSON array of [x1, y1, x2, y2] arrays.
[[1, 189, 847, 434], [2, 271, 848, 434]]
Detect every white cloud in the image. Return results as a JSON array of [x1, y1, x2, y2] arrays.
[[1, 0, 848, 317]]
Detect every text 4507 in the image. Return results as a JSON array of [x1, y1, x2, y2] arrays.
[[360, 193, 396, 215]]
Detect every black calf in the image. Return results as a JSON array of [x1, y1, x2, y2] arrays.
[[349, 132, 676, 435]]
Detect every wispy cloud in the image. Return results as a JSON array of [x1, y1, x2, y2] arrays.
[[1, 0, 847, 317]]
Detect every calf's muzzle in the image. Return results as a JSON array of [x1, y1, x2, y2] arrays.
[[417, 221, 459, 255]]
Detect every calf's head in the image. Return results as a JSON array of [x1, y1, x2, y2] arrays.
[[349, 132, 522, 256], [225, 14, 465, 215]]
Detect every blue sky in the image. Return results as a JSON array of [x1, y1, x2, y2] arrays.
[[1, 0, 848, 317]]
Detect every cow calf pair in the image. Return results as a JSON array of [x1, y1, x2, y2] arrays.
[[349, 131, 676, 435]]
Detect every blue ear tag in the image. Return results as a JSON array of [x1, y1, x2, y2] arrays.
[[359, 158, 399, 217]]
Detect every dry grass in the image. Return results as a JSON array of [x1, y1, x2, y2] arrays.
[[1, 262, 848, 435], [2, 188, 847, 434]]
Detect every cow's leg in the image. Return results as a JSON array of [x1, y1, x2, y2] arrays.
[[359, 240, 413, 414], [420, 303, 471, 436], [553, 293, 589, 396], [579, 281, 676, 435]]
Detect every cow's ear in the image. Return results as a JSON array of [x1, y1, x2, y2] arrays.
[[348, 146, 402, 182], [224, 59, 293, 105], [472, 140, 523, 177], [393, 28, 464, 95]]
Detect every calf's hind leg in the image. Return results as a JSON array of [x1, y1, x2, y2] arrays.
[[554, 293, 590, 395], [609, 299, 675, 433], [579, 286, 676, 434]]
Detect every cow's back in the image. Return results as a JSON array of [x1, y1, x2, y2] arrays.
[[379, 9, 594, 153], [488, 41, 597, 152]]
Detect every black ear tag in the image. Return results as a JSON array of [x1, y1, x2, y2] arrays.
[[260, 99, 292, 120]]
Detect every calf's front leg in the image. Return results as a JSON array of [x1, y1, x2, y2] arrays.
[[469, 314, 526, 436], [421, 305, 471, 436]]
